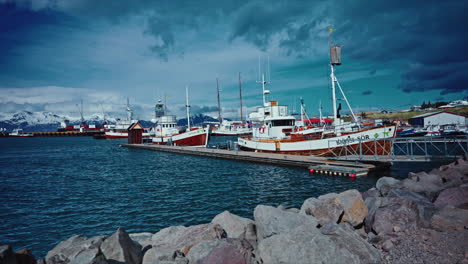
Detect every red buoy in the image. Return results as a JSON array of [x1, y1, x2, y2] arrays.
[[349, 173, 356, 179], [309, 169, 315, 174]]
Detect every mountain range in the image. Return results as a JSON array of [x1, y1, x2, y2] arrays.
[[0, 111, 218, 132]]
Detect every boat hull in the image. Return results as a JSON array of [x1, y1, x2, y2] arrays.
[[153, 128, 208, 146], [105, 132, 151, 139], [238, 126, 396, 156]]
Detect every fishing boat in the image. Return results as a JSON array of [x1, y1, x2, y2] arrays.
[[152, 87, 209, 146], [238, 29, 396, 156], [211, 75, 252, 137], [104, 99, 152, 139], [9, 128, 34, 137]]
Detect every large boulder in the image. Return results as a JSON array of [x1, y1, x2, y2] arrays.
[[400, 178, 444, 194], [129, 232, 153, 254], [372, 199, 419, 235], [300, 197, 343, 226], [148, 223, 226, 258], [387, 189, 436, 227], [141, 247, 188, 264], [15, 248, 36, 264], [257, 224, 348, 264], [434, 186, 468, 209], [0, 245, 17, 264], [376, 177, 401, 196], [338, 190, 368, 226], [186, 239, 253, 264], [257, 223, 379, 264], [321, 223, 381, 263], [211, 211, 255, 239], [100, 228, 142, 264], [46, 235, 107, 264], [431, 206, 468, 231], [254, 205, 318, 241], [408, 171, 442, 185], [300, 190, 368, 227]]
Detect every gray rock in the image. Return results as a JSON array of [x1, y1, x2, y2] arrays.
[[400, 178, 444, 194], [300, 197, 344, 226], [408, 171, 442, 185], [300, 190, 368, 227], [361, 187, 381, 200], [149, 223, 226, 257], [372, 199, 419, 235], [325, 223, 381, 263], [186, 238, 253, 264], [387, 188, 436, 227], [431, 206, 468, 231], [257, 223, 375, 264], [129, 232, 153, 249], [71, 247, 108, 264], [46, 235, 106, 264], [0, 245, 17, 264], [376, 177, 401, 196], [434, 186, 468, 208], [254, 205, 318, 241], [337, 189, 369, 226], [100, 228, 142, 264], [211, 211, 254, 239]]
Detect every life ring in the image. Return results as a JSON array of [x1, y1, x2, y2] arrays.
[[259, 126, 266, 134]]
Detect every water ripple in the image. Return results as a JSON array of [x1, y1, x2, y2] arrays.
[[0, 137, 448, 258]]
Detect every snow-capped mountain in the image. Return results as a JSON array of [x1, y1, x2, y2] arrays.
[[0, 111, 112, 132]]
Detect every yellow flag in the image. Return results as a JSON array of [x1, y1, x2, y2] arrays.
[[328, 27, 334, 33]]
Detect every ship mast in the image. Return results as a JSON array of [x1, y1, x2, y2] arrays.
[[239, 72, 243, 122], [126, 97, 133, 121], [257, 56, 270, 107], [185, 86, 191, 130], [328, 27, 338, 125], [328, 27, 360, 128], [216, 78, 222, 124]]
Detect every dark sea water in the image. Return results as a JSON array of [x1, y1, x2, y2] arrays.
[[0, 137, 456, 258]]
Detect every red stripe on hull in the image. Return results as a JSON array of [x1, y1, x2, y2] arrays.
[[239, 139, 393, 157], [153, 133, 207, 146]]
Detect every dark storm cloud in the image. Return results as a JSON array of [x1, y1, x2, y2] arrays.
[[361, 90, 372, 96], [3, 0, 467, 97], [179, 105, 218, 115]]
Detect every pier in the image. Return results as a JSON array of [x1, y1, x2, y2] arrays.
[[32, 131, 104, 137], [121, 144, 377, 176]]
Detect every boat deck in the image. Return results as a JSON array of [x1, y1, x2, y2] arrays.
[[121, 144, 377, 176]]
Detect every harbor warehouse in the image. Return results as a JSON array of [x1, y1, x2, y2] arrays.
[[408, 111, 466, 126]]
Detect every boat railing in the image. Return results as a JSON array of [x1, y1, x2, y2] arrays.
[[327, 135, 468, 160]]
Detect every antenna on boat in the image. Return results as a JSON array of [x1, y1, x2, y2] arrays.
[[239, 72, 243, 123], [256, 56, 270, 107], [216, 78, 222, 124], [319, 100, 324, 125], [185, 86, 191, 130]]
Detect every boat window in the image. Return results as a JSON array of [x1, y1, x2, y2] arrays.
[[272, 119, 294, 126]]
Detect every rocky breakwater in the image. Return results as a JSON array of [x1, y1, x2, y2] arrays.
[[2, 156, 467, 264]]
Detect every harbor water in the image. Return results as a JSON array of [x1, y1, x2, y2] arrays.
[[0, 137, 455, 258]]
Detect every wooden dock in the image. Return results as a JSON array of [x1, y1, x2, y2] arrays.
[[121, 144, 376, 176]]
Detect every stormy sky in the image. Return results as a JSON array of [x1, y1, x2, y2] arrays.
[[0, 0, 466, 120]]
